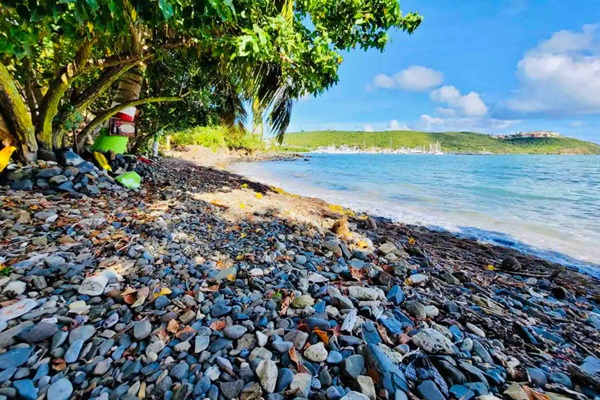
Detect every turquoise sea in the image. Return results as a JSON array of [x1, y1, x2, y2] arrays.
[[232, 154, 600, 277]]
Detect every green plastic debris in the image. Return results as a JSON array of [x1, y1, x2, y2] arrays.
[[115, 171, 141, 189], [92, 130, 129, 154]]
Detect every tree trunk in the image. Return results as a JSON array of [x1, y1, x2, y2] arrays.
[[0, 63, 38, 162]]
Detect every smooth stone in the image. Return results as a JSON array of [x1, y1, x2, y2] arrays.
[[449, 385, 475, 400], [548, 372, 572, 388], [220, 380, 244, 399], [284, 330, 309, 350], [275, 368, 294, 392], [304, 342, 328, 362], [341, 391, 369, 400], [256, 360, 278, 393], [78, 275, 108, 296], [348, 286, 378, 301], [65, 340, 84, 363], [417, 380, 445, 400], [291, 295, 315, 309], [343, 355, 365, 379], [411, 329, 455, 354], [0, 347, 32, 369], [13, 379, 37, 400], [356, 376, 376, 400], [69, 325, 95, 344], [224, 325, 247, 340], [170, 361, 190, 381], [327, 351, 343, 364], [272, 341, 294, 353], [133, 320, 152, 340], [19, 322, 58, 343], [526, 368, 548, 388], [212, 305, 232, 317], [290, 373, 312, 397], [195, 336, 210, 353]]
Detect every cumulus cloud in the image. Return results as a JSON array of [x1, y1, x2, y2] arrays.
[[363, 124, 375, 132], [430, 85, 488, 117], [506, 24, 600, 115], [388, 119, 409, 130], [371, 65, 444, 91]]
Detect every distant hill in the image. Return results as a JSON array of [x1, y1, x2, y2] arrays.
[[281, 130, 600, 155]]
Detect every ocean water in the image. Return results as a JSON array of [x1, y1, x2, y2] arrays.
[[231, 154, 600, 277]]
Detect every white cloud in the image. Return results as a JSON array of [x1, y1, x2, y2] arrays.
[[363, 124, 375, 132], [506, 24, 600, 115], [571, 121, 584, 127], [420, 115, 445, 131], [430, 85, 488, 117], [371, 65, 444, 92], [388, 119, 409, 130], [372, 74, 396, 89]]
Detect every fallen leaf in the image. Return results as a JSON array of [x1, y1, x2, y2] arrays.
[[52, 358, 66, 372], [210, 320, 226, 330], [289, 347, 310, 374], [377, 323, 394, 345], [226, 274, 236, 281], [486, 264, 496, 271], [255, 193, 263, 199], [153, 287, 172, 299], [408, 237, 416, 246], [279, 294, 295, 316], [167, 319, 180, 334], [314, 328, 329, 345], [523, 386, 551, 400], [349, 266, 364, 281], [132, 287, 150, 308], [200, 284, 220, 292]]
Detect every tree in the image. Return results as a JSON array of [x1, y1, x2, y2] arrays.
[[0, 0, 422, 162]]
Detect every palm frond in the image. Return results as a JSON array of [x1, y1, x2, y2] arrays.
[[269, 87, 293, 144]]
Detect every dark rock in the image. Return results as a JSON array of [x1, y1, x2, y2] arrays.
[[220, 380, 244, 399], [11, 179, 33, 191], [417, 380, 444, 400], [501, 256, 521, 271]]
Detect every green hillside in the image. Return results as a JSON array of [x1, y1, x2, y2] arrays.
[[281, 130, 600, 154]]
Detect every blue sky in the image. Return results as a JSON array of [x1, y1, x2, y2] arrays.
[[288, 0, 600, 143]]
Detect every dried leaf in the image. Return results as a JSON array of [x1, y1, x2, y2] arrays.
[[279, 294, 295, 316], [377, 323, 394, 345], [289, 347, 310, 374], [153, 287, 172, 299], [200, 284, 220, 292], [52, 358, 67, 371], [523, 386, 551, 400], [123, 293, 137, 305], [210, 320, 226, 331], [331, 325, 342, 337], [132, 287, 150, 308], [349, 266, 364, 281], [167, 319, 180, 334], [408, 237, 416, 246], [314, 328, 329, 345]]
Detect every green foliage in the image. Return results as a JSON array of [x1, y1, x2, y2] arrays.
[[168, 126, 265, 152], [282, 130, 600, 155]]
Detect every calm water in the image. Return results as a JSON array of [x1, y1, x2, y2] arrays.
[[232, 154, 600, 277]]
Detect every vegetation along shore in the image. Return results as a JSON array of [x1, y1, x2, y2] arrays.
[[281, 131, 600, 155]]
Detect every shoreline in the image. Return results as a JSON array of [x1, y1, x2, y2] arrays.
[[0, 154, 599, 399], [226, 154, 600, 278]]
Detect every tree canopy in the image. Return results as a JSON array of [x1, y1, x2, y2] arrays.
[[0, 0, 422, 162]]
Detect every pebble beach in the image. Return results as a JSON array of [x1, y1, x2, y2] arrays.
[[0, 152, 599, 400]]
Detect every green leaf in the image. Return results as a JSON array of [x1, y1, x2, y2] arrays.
[[85, 0, 100, 11], [158, 0, 174, 19]]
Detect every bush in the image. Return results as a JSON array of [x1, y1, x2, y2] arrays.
[[168, 126, 226, 150]]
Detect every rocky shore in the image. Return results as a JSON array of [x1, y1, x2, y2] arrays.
[[0, 156, 599, 400]]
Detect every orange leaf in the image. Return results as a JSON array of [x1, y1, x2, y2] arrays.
[[210, 320, 226, 330], [167, 319, 180, 334], [523, 386, 551, 400], [314, 328, 329, 345], [349, 266, 364, 281]]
